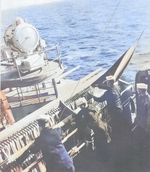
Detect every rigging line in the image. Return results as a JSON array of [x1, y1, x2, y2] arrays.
[[130, 25, 147, 54], [137, 23, 148, 43], [91, 0, 121, 57], [59, 80, 81, 119], [136, 28, 146, 46], [58, 1, 122, 119]]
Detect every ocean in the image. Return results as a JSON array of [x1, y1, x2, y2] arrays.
[[1, 0, 150, 84]]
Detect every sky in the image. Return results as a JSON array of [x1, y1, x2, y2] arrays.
[[1, 0, 63, 10]]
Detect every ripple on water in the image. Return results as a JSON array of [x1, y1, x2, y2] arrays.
[[1, 0, 150, 82]]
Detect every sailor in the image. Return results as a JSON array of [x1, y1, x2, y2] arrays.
[[75, 97, 111, 162], [92, 75, 122, 115], [75, 98, 91, 141], [89, 75, 123, 139], [136, 83, 150, 131], [29, 115, 75, 172], [131, 84, 150, 172]]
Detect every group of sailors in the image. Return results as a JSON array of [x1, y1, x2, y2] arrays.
[[1, 74, 150, 172], [74, 75, 150, 171], [24, 74, 149, 172], [74, 75, 130, 171], [21, 74, 150, 172]]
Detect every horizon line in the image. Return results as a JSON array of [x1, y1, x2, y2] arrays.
[[1, 0, 63, 11]]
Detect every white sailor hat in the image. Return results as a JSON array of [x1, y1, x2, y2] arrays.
[[136, 83, 148, 90], [106, 75, 114, 81], [38, 115, 50, 121], [76, 97, 88, 107], [37, 115, 50, 127]]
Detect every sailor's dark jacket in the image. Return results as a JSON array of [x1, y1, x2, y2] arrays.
[[137, 93, 150, 129], [31, 127, 73, 171], [93, 85, 123, 113], [75, 105, 111, 144]]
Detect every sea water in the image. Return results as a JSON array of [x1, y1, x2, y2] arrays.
[[1, 0, 150, 84]]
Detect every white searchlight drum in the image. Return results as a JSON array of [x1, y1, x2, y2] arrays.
[[12, 23, 39, 53], [4, 18, 40, 53]]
